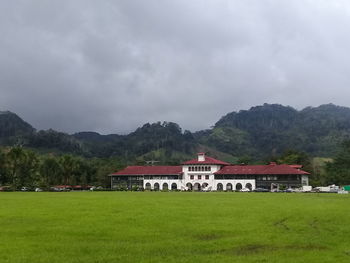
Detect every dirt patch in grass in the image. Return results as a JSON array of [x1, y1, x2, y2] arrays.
[[284, 244, 328, 251], [233, 244, 275, 255], [220, 243, 328, 256]]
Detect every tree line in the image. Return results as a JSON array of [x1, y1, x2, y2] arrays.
[[1, 140, 350, 191], [0, 147, 125, 190]]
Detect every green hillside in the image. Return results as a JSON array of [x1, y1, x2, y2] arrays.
[[1, 104, 350, 162]]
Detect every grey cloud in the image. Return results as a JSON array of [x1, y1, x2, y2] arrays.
[[1, 0, 350, 134]]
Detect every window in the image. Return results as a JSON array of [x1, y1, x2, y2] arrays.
[[190, 175, 194, 180], [188, 167, 192, 171], [195, 166, 198, 171], [205, 175, 209, 180], [198, 175, 202, 180]]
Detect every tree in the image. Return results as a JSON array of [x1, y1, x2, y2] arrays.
[[40, 157, 62, 187], [277, 149, 311, 167], [6, 147, 26, 190], [59, 155, 80, 185], [18, 150, 40, 188], [0, 148, 8, 185], [325, 140, 350, 185]]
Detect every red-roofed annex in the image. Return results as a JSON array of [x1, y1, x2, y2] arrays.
[[110, 153, 310, 191], [111, 166, 182, 176]]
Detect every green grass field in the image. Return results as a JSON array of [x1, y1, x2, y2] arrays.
[[0, 192, 349, 263]]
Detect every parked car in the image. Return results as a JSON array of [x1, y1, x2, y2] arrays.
[[285, 188, 295, 193], [271, 189, 282, 193], [240, 188, 250, 192], [0, 186, 11, 191], [35, 188, 43, 192], [253, 188, 269, 192]]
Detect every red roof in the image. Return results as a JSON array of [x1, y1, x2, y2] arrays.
[[289, 164, 303, 169], [110, 166, 182, 176], [215, 164, 310, 175], [182, 156, 230, 166]]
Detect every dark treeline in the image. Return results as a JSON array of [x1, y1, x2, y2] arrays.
[[325, 140, 350, 185], [0, 147, 125, 190]]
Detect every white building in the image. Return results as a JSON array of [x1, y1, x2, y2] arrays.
[[110, 153, 309, 191]]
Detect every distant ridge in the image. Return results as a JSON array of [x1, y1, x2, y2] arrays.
[[0, 111, 34, 139], [1, 104, 350, 161]]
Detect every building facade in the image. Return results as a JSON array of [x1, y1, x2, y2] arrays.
[[110, 153, 310, 191]]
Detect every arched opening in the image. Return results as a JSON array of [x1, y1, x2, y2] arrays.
[[162, 183, 168, 191], [145, 183, 151, 190], [236, 183, 243, 191], [171, 183, 177, 190], [217, 183, 223, 191], [202, 183, 208, 190], [226, 183, 233, 191], [193, 183, 201, 191], [154, 183, 160, 191], [186, 183, 193, 191], [246, 183, 252, 191]]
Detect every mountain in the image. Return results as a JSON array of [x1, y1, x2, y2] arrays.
[[1, 104, 350, 161], [0, 111, 34, 144], [197, 103, 350, 158], [74, 121, 197, 162], [26, 129, 86, 155]]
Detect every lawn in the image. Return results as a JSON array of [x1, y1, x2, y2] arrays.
[[0, 192, 349, 263]]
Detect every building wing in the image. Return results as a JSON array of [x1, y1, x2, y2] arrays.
[[110, 166, 182, 176]]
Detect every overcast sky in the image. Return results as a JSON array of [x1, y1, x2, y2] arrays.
[[1, 0, 350, 134]]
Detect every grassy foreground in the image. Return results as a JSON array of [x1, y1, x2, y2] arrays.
[[0, 192, 349, 263]]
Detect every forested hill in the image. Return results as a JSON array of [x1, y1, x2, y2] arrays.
[[1, 103, 350, 162], [0, 111, 34, 140], [197, 103, 350, 159]]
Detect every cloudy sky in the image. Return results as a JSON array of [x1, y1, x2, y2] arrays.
[[1, 0, 350, 134]]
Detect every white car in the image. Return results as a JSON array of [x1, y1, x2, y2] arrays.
[[240, 188, 250, 192]]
